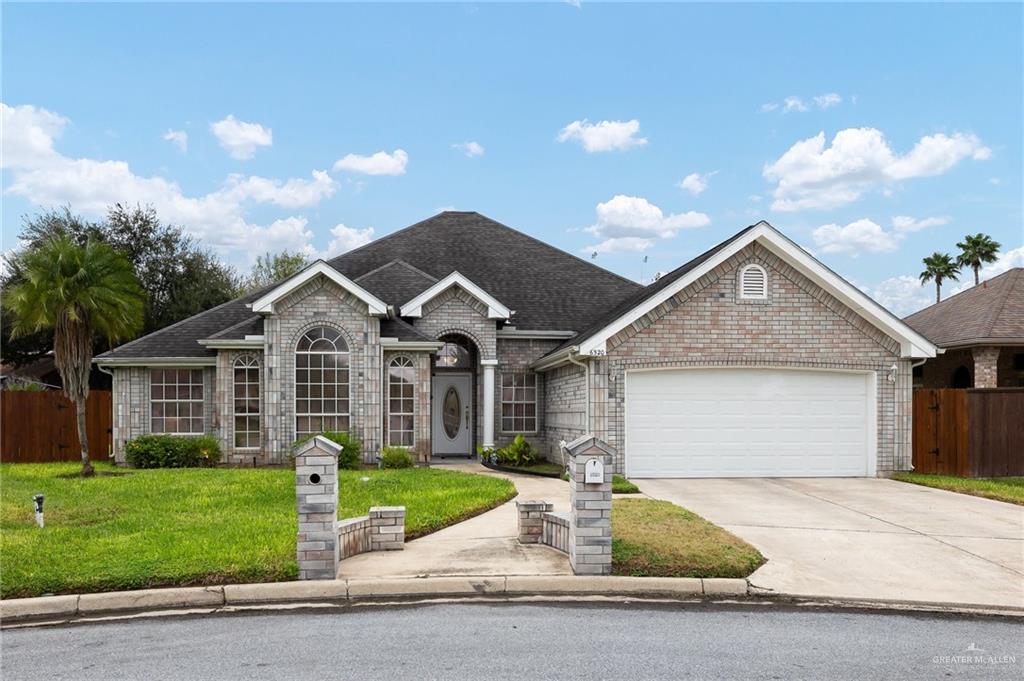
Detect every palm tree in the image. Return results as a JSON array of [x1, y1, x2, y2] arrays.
[[4, 237, 144, 476], [919, 252, 961, 304], [956, 233, 1002, 286]]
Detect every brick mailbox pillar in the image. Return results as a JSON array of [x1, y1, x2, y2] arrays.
[[562, 434, 614, 575], [294, 435, 341, 580]]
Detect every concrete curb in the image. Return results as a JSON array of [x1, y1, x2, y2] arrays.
[[4, 576, 1021, 625]]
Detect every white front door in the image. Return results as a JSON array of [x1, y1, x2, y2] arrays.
[[432, 373, 473, 455], [625, 368, 874, 478]]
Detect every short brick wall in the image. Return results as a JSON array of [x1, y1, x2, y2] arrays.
[[337, 507, 406, 559], [541, 511, 570, 553]]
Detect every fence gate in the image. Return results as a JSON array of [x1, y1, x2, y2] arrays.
[[1, 390, 112, 463]]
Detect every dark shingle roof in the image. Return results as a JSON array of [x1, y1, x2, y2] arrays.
[[97, 211, 641, 360], [207, 315, 265, 340], [328, 212, 640, 330], [380, 317, 436, 342], [354, 259, 437, 306], [903, 268, 1024, 347], [547, 225, 758, 354]]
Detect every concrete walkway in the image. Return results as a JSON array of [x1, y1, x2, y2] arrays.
[[338, 464, 572, 578], [639, 477, 1024, 609]]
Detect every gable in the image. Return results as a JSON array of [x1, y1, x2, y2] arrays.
[[250, 261, 387, 316], [400, 272, 511, 319], [570, 222, 937, 360], [609, 243, 902, 359]]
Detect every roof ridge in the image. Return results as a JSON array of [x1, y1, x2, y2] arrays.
[[353, 258, 438, 284]]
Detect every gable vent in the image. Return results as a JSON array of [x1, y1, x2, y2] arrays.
[[739, 264, 768, 300]]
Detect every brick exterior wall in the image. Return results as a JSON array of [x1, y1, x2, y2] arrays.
[[542, 363, 587, 465], [973, 346, 1001, 388], [493, 338, 560, 452], [596, 243, 910, 474], [263, 278, 381, 464], [383, 350, 432, 460], [213, 349, 266, 465], [918, 347, 974, 388]]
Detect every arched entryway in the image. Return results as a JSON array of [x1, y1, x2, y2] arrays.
[[951, 365, 972, 389], [431, 333, 478, 457]]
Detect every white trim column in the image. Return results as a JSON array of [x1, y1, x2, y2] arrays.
[[481, 359, 498, 449]]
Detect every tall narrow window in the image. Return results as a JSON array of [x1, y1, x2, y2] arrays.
[[151, 369, 204, 434], [233, 355, 261, 449], [388, 356, 415, 447], [295, 326, 350, 438], [501, 372, 537, 433], [739, 264, 768, 300]]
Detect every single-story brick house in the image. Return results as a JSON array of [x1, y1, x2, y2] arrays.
[[96, 212, 937, 478], [903, 267, 1024, 389]]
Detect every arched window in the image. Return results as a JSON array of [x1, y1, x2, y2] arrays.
[[295, 326, 350, 438], [435, 339, 471, 369], [739, 264, 768, 300], [233, 355, 261, 449], [388, 356, 415, 447]]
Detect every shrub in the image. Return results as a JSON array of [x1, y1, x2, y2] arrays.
[[2, 379, 48, 391], [124, 434, 221, 468], [380, 446, 414, 469], [494, 434, 538, 467], [290, 430, 362, 469]]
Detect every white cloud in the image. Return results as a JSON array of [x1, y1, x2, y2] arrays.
[[813, 93, 842, 109], [764, 128, 991, 211], [333, 149, 408, 176], [557, 119, 647, 152], [871, 275, 933, 316], [759, 102, 779, 113], [1, 102, 336, 261], [783, 96, 808, 112], [891, 215, 949, 233], [452, 141, 484, 157], [163, 129, 188, 153], [209, 114, 272, 160], [584, 194, 710, 253], [950, 246, 1024, 293], [812, 219, 901, 256], [679, 172, 712, 196], [324, 223, 374, 256]]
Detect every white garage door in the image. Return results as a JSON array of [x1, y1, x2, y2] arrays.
[[625, 368, 874, 478]]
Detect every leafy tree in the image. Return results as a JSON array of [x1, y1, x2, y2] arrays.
[[243, 250, 310, 292], [2, 205, 240, 366], [4, 237, 144, 476], [919, 252, 961, 304], [956, 233, 1002, 286]]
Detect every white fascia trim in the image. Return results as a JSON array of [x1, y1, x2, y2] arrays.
[[95, 357, 217, 367], [496, 329, 577, 339], [249, 261, 388, 316], [380, 338, 443, 351], [399, 271, 511, 319], [197, 338, 265, 349], [576, 223, 939, 359], [530, 345, 581, 371]]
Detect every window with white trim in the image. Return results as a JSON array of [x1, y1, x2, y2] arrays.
[[150, 369, 205, 434], [501, 372, 537, 433], [233, 355, 261, 449], [739, 264, 768, 300], [295, 326, 350, 438], [388, 356, 415, 447]]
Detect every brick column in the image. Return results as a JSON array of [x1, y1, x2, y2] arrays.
[[294, 436, 341, 580], [562, 435, 614, 575], [516, 500, 553, 543], [973, 346, 1000, 388], [369, 506, 406, 550]]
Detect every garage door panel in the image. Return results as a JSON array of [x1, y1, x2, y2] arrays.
[[625, 368, 873, 478]]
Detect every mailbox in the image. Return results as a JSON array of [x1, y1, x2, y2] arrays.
[[584, 458, 604, 484]]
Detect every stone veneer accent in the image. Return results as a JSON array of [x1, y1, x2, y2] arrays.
[[263, 278, 381, 464], [595, 243, 911, 474]]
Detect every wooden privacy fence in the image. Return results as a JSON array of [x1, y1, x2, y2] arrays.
[[913, 388, 1024, 477], [1, 390, 112, 463]]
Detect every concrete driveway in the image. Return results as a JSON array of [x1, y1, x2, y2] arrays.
[[639, 477, 1024, 609]]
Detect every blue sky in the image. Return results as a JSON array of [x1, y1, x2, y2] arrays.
[[3, 2, 1021, 315]]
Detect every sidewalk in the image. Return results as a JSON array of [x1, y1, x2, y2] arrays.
[[339, 464, 572, 578]]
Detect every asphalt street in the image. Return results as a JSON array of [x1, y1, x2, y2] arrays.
[[2, 602, 1021, 680]]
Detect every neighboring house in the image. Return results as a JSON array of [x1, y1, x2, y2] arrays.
[[95, 212, 936, 478], [904, 268, 1024, 389]]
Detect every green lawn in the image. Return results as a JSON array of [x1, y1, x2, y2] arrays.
[[0, 463, 515, 599], [612, 475, 640, 494], [892, 473, 1024, 506], [612, 498, 764, 579]]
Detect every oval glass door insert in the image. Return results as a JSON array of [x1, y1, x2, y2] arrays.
[[442, 386, 461, 439]]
